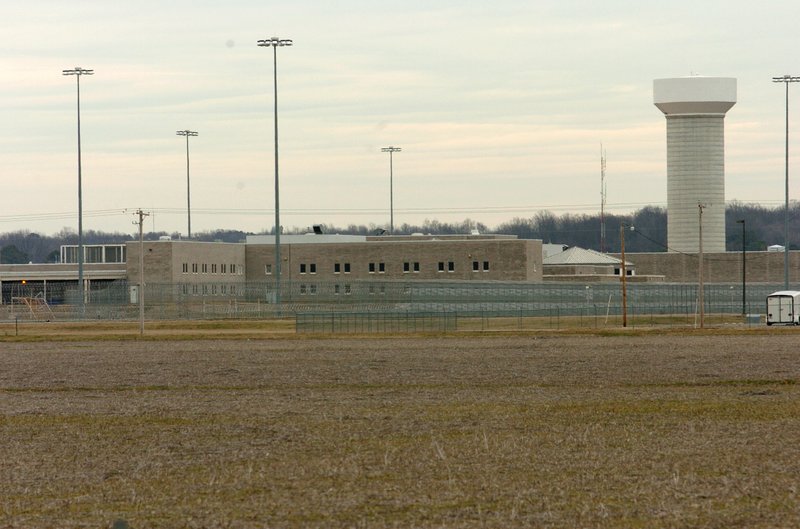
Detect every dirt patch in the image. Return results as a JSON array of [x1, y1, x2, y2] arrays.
[[1, 334, 799, 528]]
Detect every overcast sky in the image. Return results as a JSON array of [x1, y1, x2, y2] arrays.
[[2, 0, 800, 237]]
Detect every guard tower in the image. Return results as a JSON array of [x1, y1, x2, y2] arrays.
[[654, 77, 737, 253]]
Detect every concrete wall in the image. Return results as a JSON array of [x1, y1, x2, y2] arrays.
[[618, 251, 800, 284]]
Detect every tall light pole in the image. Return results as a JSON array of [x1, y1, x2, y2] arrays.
[[737, 219, 746, 315], [773, 75, 800, 290], [63, 66, 93, 314], [176, 130, 198, 238], [381, 146, 402, 234], [258, 36, 292, 312], [619, 223, 628, 328]]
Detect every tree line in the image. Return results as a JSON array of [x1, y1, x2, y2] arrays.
[[0, 202, 795, 264]]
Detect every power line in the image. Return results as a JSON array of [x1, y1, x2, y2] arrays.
[[1, 199, 798, 224]]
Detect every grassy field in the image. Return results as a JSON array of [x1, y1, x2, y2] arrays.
[[1, 331, 799, 528]]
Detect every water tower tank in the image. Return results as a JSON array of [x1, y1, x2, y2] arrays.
[[654, 77, 736, 253]]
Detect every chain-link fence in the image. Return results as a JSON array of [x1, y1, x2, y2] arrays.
[[1, 278, 779, 330]]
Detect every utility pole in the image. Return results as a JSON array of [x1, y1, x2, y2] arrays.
[[133, 209, 150, 336], [698, 204, 706, 329]]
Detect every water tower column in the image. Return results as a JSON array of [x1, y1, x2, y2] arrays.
[[654, 77, 737, 253]]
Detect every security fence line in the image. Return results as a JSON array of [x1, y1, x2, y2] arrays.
[[1, 279, 782, 328]]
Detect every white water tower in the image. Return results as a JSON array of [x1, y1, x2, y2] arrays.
[[654, 76, 737, 253]]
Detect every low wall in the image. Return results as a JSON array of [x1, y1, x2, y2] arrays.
[[615, 251, 798, 284]]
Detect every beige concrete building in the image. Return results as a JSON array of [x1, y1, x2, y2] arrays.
[[244, 233, 542, 284], [126, 240, 247, 298], [2, 234, 543, 304]]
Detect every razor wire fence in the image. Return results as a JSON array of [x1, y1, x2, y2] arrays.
[[0, 278, 780, 329]]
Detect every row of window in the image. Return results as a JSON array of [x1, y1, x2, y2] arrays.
[[61, 245, 126, 264], [266, 260, 491, 275], [298, 284, 386, 296], [180, 284, 239, 295], [178, 283, 387, 297], [182, 263, 243, 275]]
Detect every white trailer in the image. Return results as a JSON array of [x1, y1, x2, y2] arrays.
[[766, 291, 800, 325]]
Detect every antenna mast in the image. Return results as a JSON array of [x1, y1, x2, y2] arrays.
[[600, 144, 607, 252]]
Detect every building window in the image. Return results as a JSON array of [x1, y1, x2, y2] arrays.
[[192, 263, 198, 274], [231, 285, 236, 295], [369, 285, 375, 295], [221, 284, 227, 294], [212, 285, 217, 295], [211, 264, 217, 274], [181, 284, 188, 295], [221, 264, 227, 274], [334, 284, 340, 295], [105, 246, 125, 263], [237, 264, 243, 275], [369, 262, 376, 273], [403, 262, 410, 273], [413, 262, 420, 273], [380, 285, 385, 295], [202, 285, 208, 295], [86, 246, 103, 263], [473, 261, 479, 272], [300, 263, 307, 274], [182, 263, 188, 274], [334, 263, 341, 274], [483, 261, 490, 272], [344, 262, 351, 274], [230, 264, 236, 274], [448, 261, 454, 272], [300, 284, 307, 295], [202, 263, 208, 274], [310, 263, 316, 274], [265, 264, 272, 275], [310, 284, 317, 295], [438, 262, 445, 272], [344, 284, 351, 295], [192, 284, 198, 295], [379, 262, 385, 273]]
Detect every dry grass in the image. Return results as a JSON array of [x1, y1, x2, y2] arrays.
[[1, 334, 799, 528], [0, 319, 296, 341]]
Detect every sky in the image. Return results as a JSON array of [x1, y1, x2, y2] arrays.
[[3, 0, 800, 237]]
